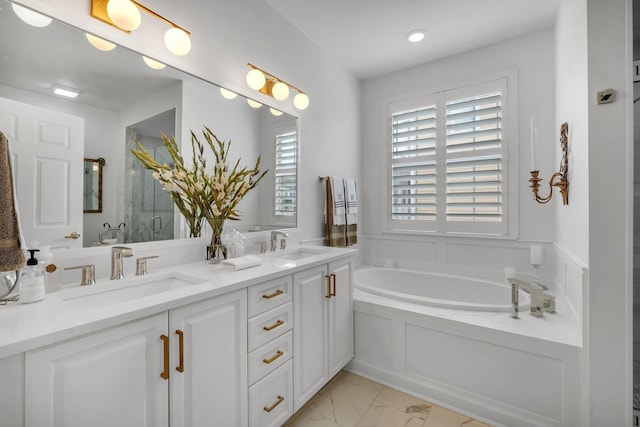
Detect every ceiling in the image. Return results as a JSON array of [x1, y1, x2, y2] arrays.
[[266, 0, 560, 79]]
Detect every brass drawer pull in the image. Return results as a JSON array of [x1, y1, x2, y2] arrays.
[[263, 395, 285, 413], [263, 350, 284, 364], [160, 335, 169, 380], [262, 289, 284, 299], [330, 273, 337, 297], [176, 329, 184, 373], [263, 319, 284, 331], [325, 274, 332, 298]]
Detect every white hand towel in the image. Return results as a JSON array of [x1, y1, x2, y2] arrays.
[[329, 176, 346, 226], [220, 255, 262, 271], [345, 178, 357, 225]]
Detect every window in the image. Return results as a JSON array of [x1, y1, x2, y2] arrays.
[[274, 129, 297, 218], [389, 76, 513, 236]]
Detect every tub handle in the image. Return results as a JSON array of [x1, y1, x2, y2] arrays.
[[330, 273, 337, 297], [325, 274, 332, 298]]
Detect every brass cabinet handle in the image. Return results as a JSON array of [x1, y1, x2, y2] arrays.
[[262, 350, 284, 364], [325, 274, 332, 299], [160, 335, 169, 380], [176, 329, 184, 373], [263, 395, 285, 413], [262, 289, 284, 299], [331, 273, 337, 297], [263, 319, 284, 331]]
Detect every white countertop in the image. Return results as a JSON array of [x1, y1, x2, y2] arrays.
[[0, 245, 357, 359]]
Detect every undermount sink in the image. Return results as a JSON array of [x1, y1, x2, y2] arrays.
[[59, 271, 205, 309], [274, 248, 325, 261]]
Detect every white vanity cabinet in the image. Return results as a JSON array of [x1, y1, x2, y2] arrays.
[[247, 275, 294, 427], [25, 289, 247, 427], [292, 257, 353, 411]]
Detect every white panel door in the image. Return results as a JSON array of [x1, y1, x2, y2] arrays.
[[328, 258, 354, 377], [0, 96, 84, 249], [293, 264, 329, 411], [169, 289, 248, 427], [25, 313, 168, 427]]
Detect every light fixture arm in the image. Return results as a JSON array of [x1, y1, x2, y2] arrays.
[[130, 0, 190, 35], [529, 122, 569, 205], [247, 63, 305, 95]]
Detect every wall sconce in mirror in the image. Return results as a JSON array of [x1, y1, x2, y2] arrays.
[[529, 122, 569, 205], [84, 157, 105, 213], [90, 0, 191, 56], [246, 63, 309, 110]]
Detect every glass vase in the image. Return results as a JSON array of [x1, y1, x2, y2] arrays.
[[206, 220, 227, 264]]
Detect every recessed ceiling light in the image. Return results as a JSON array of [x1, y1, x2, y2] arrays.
[[406, 29, 425, 43], [53, 86, 80, 98]]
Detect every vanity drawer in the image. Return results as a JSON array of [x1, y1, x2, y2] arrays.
[[249, 360, 293, 427], [248, 330, 292, 385], [248, 302, 292, 351], [248, 275, 292, 317]]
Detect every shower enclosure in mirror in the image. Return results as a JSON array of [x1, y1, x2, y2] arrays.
[[0, 0, 298, 248]]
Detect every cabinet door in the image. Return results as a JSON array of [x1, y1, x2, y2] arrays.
[[170, 289, 248, 427], [328, 258, 354, 377], [293, 264, 329, 412], [25, 313, 168, 427]]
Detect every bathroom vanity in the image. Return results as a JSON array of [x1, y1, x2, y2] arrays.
[[0, 245, 356, 427]]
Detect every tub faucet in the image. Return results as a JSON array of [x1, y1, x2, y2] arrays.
[[270, 231, 289, 251], [508, 277, 555, 319], [111, 246, 133, 280]]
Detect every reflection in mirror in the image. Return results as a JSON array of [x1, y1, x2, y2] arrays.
[[83, 158, 105, 213], [0, 0, 298, 248]]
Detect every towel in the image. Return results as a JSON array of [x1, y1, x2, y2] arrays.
[[220, 255, 262, 271], [0, 131, 26, 272], [345, 178, 357, 246], [325, 177, 346, 247]]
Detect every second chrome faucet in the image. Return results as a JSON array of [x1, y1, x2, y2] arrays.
[[111, 246, 133, 280]]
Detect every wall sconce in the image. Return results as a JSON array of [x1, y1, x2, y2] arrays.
[[90, 0, 191, 56], [529, 122, 569, 205], [246, 63, 309, 110]]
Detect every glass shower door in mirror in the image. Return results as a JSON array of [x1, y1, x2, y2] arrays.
[[126, 110, 175, 243]]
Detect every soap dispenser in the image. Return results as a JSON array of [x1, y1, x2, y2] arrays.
[[19, 249, 45, 304]]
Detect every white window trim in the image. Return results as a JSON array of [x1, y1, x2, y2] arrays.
[[384, 70, 518, 239]]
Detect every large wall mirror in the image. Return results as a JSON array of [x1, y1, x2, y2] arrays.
[[0, 0, 298, 249]]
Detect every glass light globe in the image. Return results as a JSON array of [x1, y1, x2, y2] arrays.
[[246, 69, 266, 91], [142, 56, 166, 70], [270, 108, 283, 117], [247, 99, 262, 109], [12, 4, 52, 27], [220, 88, 237, 100], [164, 28, 191, 56], [86, 33, 116, 51], [271, 82, 289, 101], [106, 0, 141, 31], [293, 93, 310, 110]]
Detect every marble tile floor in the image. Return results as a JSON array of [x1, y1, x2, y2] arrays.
[[284, 370, 491, 427]]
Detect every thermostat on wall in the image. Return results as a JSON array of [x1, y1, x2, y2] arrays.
[[596, 88, 616, 104]]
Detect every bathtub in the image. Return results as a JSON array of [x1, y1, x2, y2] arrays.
[[348, 267, 582, 427], [353, 268, 529, 311]]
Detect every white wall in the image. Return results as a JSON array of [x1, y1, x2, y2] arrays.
[[16, 0, 361, 244], [360, 29, 556, 272]]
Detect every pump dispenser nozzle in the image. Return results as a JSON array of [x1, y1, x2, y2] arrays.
[[26, 249, 40, 266]]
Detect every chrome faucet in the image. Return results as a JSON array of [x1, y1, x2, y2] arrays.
[[508, 277, 555, 319], [111, 246, 133, 280], [270, 231, 289, 251]]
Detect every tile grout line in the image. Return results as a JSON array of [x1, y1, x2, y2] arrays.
[[353, 384, 387, 427]]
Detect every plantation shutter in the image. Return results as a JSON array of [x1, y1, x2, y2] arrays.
[[445, 91, 503, 223], [388, 76, 511, 236], [274, 130, 297, 217], [390, 104, 437, 221]]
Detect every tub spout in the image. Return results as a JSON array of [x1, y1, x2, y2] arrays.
[[507, 277, 554, 319]]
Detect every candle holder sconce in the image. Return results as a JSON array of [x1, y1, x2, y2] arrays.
[[529, 122, 569, 205]]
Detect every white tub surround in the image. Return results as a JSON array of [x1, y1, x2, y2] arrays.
[[0, 245, 356, 427], [349, 266, 582, 427]]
